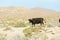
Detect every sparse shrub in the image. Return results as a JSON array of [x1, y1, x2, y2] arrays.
[[3, 27, 12, 31], [8, 21, 16, 26], [23, 27, 40, 37], [5, 17, 26, 27], [14, 21, 26, 27], [23, 27, 32, 37]]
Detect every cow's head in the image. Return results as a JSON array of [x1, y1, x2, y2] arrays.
[[28, 19, 32, 23]]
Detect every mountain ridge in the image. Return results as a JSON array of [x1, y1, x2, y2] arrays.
[[0, 7, 60, 19]]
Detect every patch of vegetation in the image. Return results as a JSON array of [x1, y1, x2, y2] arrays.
[[23, 27, 40, 37], [5, 17, 27, 27], [14, 21, 26, 27], [3, 27, 12, 31], [23, 27, 32, 37]]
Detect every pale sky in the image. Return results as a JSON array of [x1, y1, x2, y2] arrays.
[[0, 0, 60, 11]]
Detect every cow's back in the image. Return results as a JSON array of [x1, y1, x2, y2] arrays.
[[32, 18, 44, 23]]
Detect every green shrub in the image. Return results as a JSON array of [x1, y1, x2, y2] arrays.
[[23, 27, 40, 37], [23, 27, 32, 37]]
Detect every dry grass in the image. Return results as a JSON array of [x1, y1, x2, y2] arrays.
[[0, 7, 60, 40]]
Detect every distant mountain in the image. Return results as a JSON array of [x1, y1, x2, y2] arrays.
[[0, 7, 60, 19], [26, 7, 60, 18]]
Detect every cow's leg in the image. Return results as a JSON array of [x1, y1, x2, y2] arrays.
[[32, 23, 35, 27], [33, 24, 35, 27], [40, 23, 44, 26], [32, 24, 35, 32]]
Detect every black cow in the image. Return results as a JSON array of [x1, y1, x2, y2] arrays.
[[28, 18, 45, 26], [59, 19, 60, 23]]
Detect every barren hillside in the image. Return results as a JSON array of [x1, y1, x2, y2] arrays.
[[0, 7, 60, 19]]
